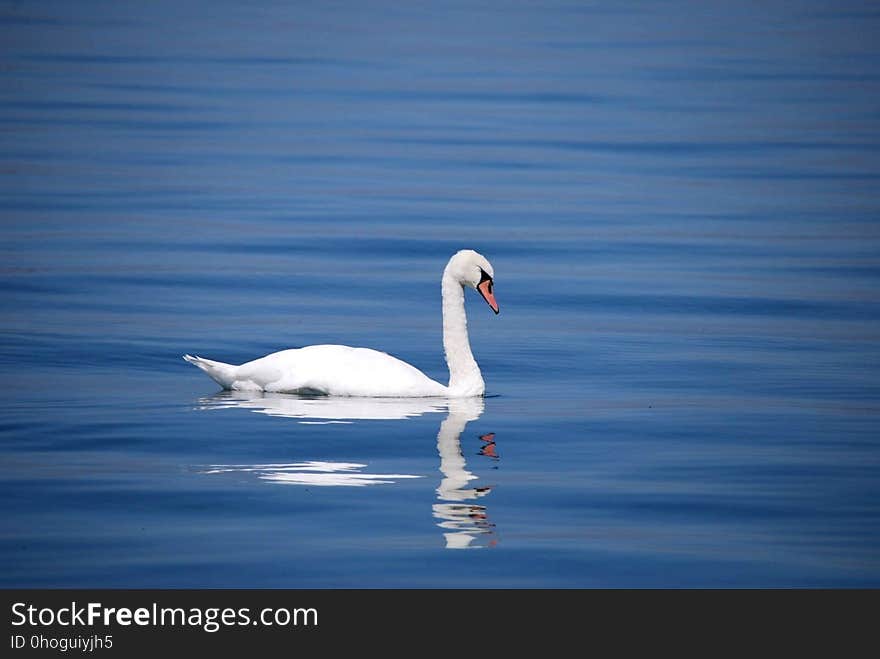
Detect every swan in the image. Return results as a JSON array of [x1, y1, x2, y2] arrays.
[[183, 249, 499, 397]]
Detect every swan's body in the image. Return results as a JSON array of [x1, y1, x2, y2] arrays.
[[184, 249, 499, 398], [184, 345, 448, 397]]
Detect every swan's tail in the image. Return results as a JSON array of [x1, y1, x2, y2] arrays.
[[183, 354, 237, 389]]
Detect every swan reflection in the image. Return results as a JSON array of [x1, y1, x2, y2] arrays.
[[433, 398, 496, 548], [203, 461, 421, 487], [198, 391, 447, 423], [197, 391, 498, 548]]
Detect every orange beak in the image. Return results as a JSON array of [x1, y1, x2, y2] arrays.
[[477, 278, 499, 314]]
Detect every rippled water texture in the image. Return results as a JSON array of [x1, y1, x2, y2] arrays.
[[1, 1, 879, 587]]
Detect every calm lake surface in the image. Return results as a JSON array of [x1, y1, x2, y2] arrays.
[[2, 1, 879, 587]]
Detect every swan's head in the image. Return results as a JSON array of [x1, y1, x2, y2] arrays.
[[445, 249, 499, 314]]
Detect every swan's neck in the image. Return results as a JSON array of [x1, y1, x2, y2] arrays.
[[442, 270, 484, 396]]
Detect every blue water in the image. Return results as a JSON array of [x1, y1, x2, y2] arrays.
[[2, 1, 879, 587]]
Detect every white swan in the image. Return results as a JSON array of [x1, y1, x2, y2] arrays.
[[183, 249, 499, 397]]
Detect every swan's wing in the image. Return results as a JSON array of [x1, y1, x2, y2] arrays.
[[236, 345, 447, 397]]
